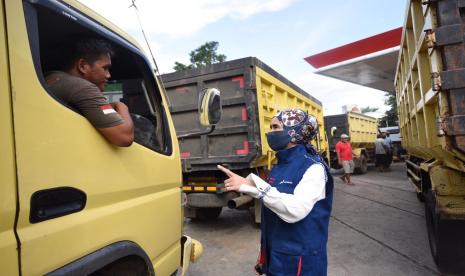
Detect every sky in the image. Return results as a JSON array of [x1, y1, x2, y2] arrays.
[[78, 0, 407, 116]]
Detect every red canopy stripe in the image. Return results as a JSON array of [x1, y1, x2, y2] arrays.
[[305, 27, 402, 69]]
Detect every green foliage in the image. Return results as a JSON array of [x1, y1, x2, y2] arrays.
[[360, 106, 379, 113], [173, 62, 193, 71], [379, 92, 398, 127], [173, 41, 227, 71]]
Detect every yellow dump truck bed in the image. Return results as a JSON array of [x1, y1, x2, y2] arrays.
[[254, 63, 328, 167], [346, 112, 377, 148], [395, 0, 465, 173], [324, 112, 377, 173], [324, 112, 377, 150]]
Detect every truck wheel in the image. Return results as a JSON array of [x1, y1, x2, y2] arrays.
[[425, 191, 465, 274], [197, 207, 222, 220], [354, 155, 367, 174]]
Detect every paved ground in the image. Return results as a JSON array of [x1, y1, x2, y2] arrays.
[[182, 162, 440, 276]]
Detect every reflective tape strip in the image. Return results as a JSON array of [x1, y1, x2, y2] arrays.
[[236, 141, 249, 155]]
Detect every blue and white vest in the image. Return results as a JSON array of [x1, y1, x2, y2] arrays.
[[261, 144, 334, 276]]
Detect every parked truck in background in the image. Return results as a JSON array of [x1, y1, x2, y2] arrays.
[[395, 0, 465, 273], [324, 112, 378, 173], [1, 0, 210, 275], [161, 57, 328, 222]]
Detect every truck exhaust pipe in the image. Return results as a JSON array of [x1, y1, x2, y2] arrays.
[[227, 195, 253, 209]]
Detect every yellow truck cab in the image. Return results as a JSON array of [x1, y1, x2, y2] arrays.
[[1, 0, 204, 275]]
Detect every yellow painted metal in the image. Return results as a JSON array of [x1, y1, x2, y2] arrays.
[[395, 0, 465, 173], [419, 160, 465, 219], [182, 186, 193, 191], [152, 242, 181, 276], [5, 0, 192, 275], [352, 148, 363, 158], [206, 186, 217, 191], [180, 237, 203, 276], [0, 0, 19, 274], [193, 187, 205, 191], [436, 195, 465, 220], [190, 238, 203, 262], [430, 166, 465, 197], [252, 66, 328, 167], [395, 0, 465, 219], [181, 237, 193, 276], [346, 112, 378, 150]]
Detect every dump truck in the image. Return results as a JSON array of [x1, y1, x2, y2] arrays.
[[324, 112, 378, 174], [395, 0, 465, 273], [161, 57, 328, 222], [1, 0, 213, 275]]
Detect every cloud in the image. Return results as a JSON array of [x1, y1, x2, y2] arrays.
[[78, 0, 297, 37]]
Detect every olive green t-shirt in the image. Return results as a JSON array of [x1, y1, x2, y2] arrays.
[[46, 71, 124, 128]]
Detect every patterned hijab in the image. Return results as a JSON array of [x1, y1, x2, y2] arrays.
[[274, 108, 319, 144]]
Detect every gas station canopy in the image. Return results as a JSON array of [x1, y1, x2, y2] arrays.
[[304, 27, 402, 93]]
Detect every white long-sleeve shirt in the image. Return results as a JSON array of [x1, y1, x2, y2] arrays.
[[239, 163, 327, 223]]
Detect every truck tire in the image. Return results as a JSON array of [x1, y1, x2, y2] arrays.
[[425, 191, 465, 274], [354, 155, 367, 174], [197, 207, 222, 220]]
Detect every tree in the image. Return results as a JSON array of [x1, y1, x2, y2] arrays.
[[360, 106, 379, 113], [173, 41, 227, 71], [379, 92, 398, 127], [173, 61, 193, 71]]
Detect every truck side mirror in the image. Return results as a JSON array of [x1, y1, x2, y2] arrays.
[[199, 88, 222, 126], [330, 126, 337, 136]]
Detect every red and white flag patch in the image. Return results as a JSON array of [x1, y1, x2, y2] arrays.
[[100, 104, 117, 115]]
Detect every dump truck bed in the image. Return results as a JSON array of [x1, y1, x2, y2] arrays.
[[162, 57, 327, 172], [324, 112, 378, 150], [395, 0, 465, 171]]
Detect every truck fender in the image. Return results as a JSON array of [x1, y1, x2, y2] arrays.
[[47, 241, 155, 275]]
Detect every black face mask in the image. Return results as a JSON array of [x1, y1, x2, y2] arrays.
[[266, 130, 291, 151]]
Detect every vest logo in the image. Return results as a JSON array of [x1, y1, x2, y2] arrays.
[[268, 177, 276, 185], [279, 180, 293, 185]]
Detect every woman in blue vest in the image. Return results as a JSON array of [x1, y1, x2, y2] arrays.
[[218, 108, 334, 276]]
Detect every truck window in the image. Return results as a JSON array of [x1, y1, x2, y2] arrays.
[[387, 129, 400, 135], [23, 1, 171, 154]]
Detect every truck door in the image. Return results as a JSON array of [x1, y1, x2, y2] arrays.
[[0, 0, 20, 274], [6, 1, 182, 275]]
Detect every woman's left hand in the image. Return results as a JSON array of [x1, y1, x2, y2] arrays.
[[217, 165, 254, 192]]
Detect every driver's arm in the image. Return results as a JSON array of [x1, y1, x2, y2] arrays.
[[97, 102, 134, 147], [69, 84, 134, 147]]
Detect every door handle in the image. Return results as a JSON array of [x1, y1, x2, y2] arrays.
[[30, 187, 87, 223]]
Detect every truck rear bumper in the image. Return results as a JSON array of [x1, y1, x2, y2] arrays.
[[186, 192, 237, 208]]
